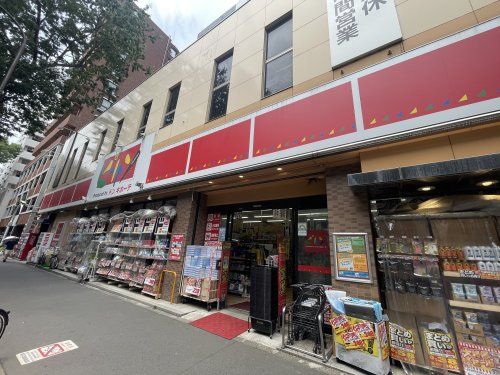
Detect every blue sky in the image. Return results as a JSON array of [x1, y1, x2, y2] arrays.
[[137, 0, 238, 51]]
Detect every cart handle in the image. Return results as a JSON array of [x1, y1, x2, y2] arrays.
[[160, 270, 177, 303]]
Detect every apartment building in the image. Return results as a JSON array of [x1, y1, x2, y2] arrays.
[[0, 134, 43, 227], [16, 1, 500, 373]]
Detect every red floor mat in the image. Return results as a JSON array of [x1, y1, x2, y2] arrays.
[[230, 301, 250, 311], [190, 312, 248, 340]]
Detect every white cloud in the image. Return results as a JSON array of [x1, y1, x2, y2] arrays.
[[137, 0, 238, 51]]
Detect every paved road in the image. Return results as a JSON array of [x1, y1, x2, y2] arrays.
[[0, 262, 327, 375]]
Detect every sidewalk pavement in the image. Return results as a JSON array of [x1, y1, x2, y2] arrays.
[[38, 265, 403, 375]]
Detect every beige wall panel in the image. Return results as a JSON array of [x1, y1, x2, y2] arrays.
[[449, 125, 500, 159], [469, 0, 498, 10], [235, 8, 266, 44], [217, 12, 238, 38], [156, 124, 172, 145], [200, 27, 219, 52], [237, 0, 266, 24], [190, 81, 212, 109], [174, 91, 192, 118], [293, 12, 329, 57], [169, 111, 189, 138], [402, 13, 478, 51], [215, 29, 236, 57], [206, 177, 326, 206], [145, 108, 164, 134], [474, 1, 500, 21], [233, 29, 265, 64], [227, 75, 263, 113], [265, 0, 293, 24], [187, 102, 209, 129], [230, 51, 264, 87], [293, 0, 327, 31], [195, 61, 215, 86], [294, 40, 331, 85], [293, 0, 307, 7], [332, 43, 403, 78], [396, 0, 473, 38], [360, 136, 455, 172]]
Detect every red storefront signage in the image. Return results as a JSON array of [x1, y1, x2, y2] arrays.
[[204, 213, 222, 243], [304, 230, 330, 254], [168, 234, 184, 261]]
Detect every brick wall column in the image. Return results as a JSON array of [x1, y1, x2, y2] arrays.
[[326, 164, 380, 301], [161, 191, 207, 302]]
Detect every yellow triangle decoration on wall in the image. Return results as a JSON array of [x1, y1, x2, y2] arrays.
[[370, 118, 377, 125], [233, 155, 238, 160], [176, 171, 179, 175], [256, 149, 260, 154], [329, 129, 335, 135], [277, 144, 282, 149], [459, 94, 468, 102], [217, 160, 221, 164], [203, 163, 206, 168], [301, 137, 306, 143], [410, 107, 418, 114]]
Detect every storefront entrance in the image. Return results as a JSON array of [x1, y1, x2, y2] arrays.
[[207, 196, 331, 312]]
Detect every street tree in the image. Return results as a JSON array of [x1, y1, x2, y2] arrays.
[[0, 0, 157, 138], [0, 138, 21, 163]]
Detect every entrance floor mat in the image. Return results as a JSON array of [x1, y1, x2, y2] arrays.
[[190, 312, 248, 340]]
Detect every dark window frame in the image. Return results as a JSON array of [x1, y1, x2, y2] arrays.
[[163, 83, 181, 128], [137, 101, 152, 139], [208, 50, 233, 122], [63, 148, 78, 184], [263, 13, 293, 98], [74, 141, 89, 179], [111, 119, 124, 152], [94, 130, 107, 161]]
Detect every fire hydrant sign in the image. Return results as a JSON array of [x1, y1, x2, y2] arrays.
[[16, 340, 78, 365]]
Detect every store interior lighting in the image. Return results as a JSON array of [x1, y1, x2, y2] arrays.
[[254, 215, 274, 218], [147, 195, 152, 201], [208, 181, 213, 184], [94, 205, 98, 209], [477, 180, 498, 187], [276, 167, 283, 171], [238, 175, 244, 179], [418, 186, 435, 192], [243, 220, 261, 223], [267, 219, 284, 222]]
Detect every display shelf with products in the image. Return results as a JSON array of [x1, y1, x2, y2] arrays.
[[373, 211, 500, 375], [93, 206, 176, 297], [57, 215, 110, 273]]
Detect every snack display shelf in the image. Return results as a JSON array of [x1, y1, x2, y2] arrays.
[[107, 243, 167, 250], [104, 252, 168, 260], [448, 299, 500, 313], [443, 271, 500, 280]]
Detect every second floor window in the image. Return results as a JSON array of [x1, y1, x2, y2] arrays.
[[209, 52, 233, 121], [74, 141, 88, 179], [264, 15, 293, 97], [63, 148, 78, 184], [94, 130, 107, 161], [163, 83, 181, 127], [111, 119, 124, 152], [137, 101, 152, 139]]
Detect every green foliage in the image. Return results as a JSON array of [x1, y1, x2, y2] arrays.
[[0, 0, 157, 138], [0, 138, 21, 163]]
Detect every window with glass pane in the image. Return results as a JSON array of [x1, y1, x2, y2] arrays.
[[137, 101, 152, 139], [163, 83, 181, 127], [111, 119, 123, 152], [264, 16, 292, 97], [209, 52, 233, 121]]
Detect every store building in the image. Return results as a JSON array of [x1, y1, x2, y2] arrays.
[[28, 1, 499, 373]]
